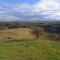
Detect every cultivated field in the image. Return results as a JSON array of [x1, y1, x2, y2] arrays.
[[0, 28, 60, 60]]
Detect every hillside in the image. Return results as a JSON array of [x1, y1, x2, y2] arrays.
[[0, 38, 60, 60], [0, 28, 60, 60]]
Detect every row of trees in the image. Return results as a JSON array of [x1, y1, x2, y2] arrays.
[[0, 22, 32, 28]]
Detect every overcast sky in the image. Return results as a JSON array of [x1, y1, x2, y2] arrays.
[[0, 0, 60, 21]]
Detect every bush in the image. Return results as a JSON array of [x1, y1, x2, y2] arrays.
[[48, 33, 60, 41]]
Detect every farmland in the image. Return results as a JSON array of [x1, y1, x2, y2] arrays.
[[0, 28, 60, 60]]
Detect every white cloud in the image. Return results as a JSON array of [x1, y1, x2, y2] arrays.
[[33, 0, 59, 11], [14, 0, 60, 20], [0, 0, 60, 21], [0, 13, 20, 21], [31, 0, 60, 20]]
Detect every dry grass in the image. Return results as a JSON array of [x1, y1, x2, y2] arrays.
[[0, 28, 32, 40]]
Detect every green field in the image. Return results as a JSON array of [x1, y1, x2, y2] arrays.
[[0, 28, 60, 60]]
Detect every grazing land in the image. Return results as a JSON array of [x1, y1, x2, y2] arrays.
[[0, 28, 60, 60]]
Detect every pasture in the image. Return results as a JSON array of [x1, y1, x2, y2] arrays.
[[0, 28, 60, 60]]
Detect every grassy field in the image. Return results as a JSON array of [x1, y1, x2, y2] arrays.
[[0, 28, 60, 60], [0, 28, 32, 39]]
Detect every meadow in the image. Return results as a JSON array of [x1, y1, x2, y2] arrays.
[[0, 28, 60, 60]]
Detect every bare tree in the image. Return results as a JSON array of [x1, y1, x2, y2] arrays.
[[31, 25, 44, 39]]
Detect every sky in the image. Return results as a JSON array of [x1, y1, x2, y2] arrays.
[[0, 0, 60, 21]]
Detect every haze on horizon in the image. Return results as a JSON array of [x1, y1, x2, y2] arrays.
[[0, 0, 60, 21]]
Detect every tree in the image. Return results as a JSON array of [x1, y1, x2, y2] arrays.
[[31, 25, 44, 39]]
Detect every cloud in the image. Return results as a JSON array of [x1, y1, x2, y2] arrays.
[[33, 0, 59, 11], [31, 0, 60, 20], [14, 0, 60, 20], [0, 0, 60, 21], [0, 13, 20, 21]]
